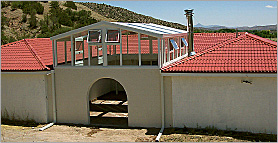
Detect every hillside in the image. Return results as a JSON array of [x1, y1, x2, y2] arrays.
[[1, 1, 276, 45], [79, 2, 187, 30], [1, 1, 115, 45], [1, 1, 188, 45]]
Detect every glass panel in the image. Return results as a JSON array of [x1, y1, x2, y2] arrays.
[[170, 39, 179, 50], [87, 30, 101, 43], [181, 38, 188, 47], [106, 30, 120, 42]]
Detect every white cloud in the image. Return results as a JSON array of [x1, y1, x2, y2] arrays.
[[265, 5, 277, 8]]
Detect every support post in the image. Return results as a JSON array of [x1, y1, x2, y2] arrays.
[[82, 40, 84, 62], [157, 38, 161, 68], [138, 33, 141, 66], [167, 39, 170, 62], [163, 39, 166, 64], [179, 37, 182, 57], [54, 40, 57, 67], [120, 29, 123, 66], [52, 40, 55, 67], [71, 35, 75, 66], [149, 39, 153, 54], [64, 41, 67, 64], [127, 32, 129, 54], [109, 45, 111, 55], [88, 44, 91, 66], [102, 28, 107, 66], [116, 83, 118, 95]]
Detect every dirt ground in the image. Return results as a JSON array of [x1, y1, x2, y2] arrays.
[[1, 124, 156, 142], [2, 124, 276, 142]]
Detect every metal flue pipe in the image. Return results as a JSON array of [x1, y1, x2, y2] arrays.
[[184, 9, 196, 56]]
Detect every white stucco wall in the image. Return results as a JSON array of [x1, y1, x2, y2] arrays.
[[171, 76, 277, 134], [54, 66, 162, 127], [1, 73, 50, 123]]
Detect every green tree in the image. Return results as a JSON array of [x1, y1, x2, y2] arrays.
[[29, 9, 37, 28], [22, 14, 27, 23], [64, 1, 77, 10]]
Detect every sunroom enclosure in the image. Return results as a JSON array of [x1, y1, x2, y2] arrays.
[[51, 21, 189, 68]]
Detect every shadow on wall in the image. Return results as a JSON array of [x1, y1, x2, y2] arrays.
[[1, 108, 39, 127], [88, 78, 125, 101]]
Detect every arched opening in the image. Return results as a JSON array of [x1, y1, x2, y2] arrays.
[[88, 78, 128, 127]]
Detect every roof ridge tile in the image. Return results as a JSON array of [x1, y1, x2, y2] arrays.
[[246, 33, 277, 46], [23, 39, 50, 70]]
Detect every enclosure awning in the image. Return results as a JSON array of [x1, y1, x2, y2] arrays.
[[50, 21, 187, 41]]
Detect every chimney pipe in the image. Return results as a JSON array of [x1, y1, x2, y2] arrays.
[[236, 28, 238, 38], [184, 9, 195, 56]]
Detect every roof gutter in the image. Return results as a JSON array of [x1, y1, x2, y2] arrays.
[[1, 71, 51, 75]]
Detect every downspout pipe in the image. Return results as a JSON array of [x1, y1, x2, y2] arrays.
[[155, 76, 165, 142], [39, 70, 56, 131], [51, 70, 57, 123]]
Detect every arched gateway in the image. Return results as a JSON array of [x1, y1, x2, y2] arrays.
[[88, 78, 128, 127]]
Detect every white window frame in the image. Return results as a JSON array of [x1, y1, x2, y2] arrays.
[[105, 29, 120, 43], [87, 30, 102, 43]]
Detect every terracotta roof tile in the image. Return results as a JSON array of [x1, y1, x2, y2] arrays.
[[1, 39, 50, 71], [162, 33, 277, 73]]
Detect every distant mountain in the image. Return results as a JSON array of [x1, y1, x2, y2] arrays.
[[194, 23, 277, 31], [194, 23, 227, 30], [236, 25, 277, 31]]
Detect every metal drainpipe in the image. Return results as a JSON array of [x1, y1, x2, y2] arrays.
[[155, 76, 165, 142], [39, 70, 56, 131]]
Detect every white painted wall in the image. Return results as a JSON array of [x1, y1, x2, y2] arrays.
[[54, 66, 161, 127], [1, 73, 49, 123], [171, 76, 277, 134]]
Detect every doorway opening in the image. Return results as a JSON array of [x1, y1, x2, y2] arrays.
[[88, 78, 128, 127]]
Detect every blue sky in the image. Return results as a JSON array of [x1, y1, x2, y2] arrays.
[[78, 1, 277, 27]]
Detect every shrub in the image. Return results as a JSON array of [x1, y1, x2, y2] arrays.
[[29, 9, 37, 28], [1, 1, 10, 8], [10, 1, 44, 14], [64, 1, 77, 10], [11, 1, 23, 10], [22, 14, 27, 22]]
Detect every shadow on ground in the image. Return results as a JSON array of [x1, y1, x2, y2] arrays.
[[145, 127, 277, 142]]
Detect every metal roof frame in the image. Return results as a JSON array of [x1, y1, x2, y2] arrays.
[[50, 21, 187, 41]]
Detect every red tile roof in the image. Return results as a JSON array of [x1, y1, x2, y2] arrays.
[[1, 39, 51, 71], [162, 33, 277, 73], [2, 32, 277, 73]]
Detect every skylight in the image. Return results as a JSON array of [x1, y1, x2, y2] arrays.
[[181, 38, 188, 47], [170, 39, 179, 50]]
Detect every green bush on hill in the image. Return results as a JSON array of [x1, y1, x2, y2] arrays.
[[11, 1, 44, 14], [64, 1, 77, 10], [37, 1, 97, 38]]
